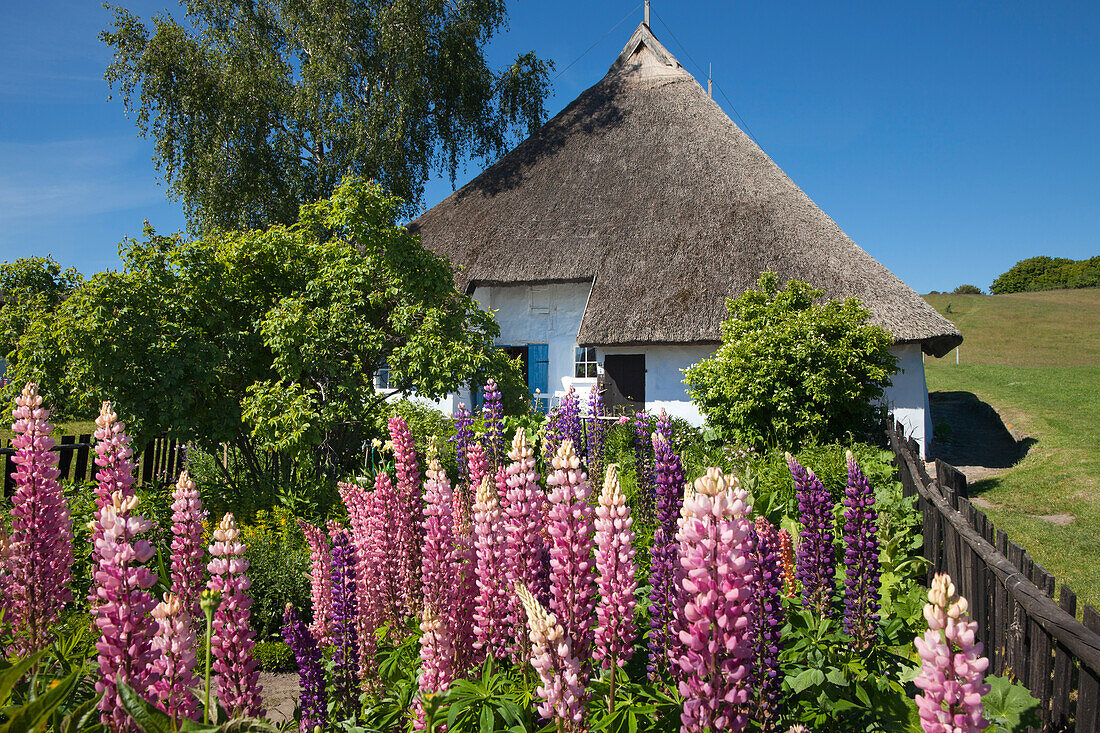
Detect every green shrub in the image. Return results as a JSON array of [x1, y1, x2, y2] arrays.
[[254, 641, 295, 672], [685, 272, 897, 451], [952, 284, 982, 294], [239, 507, 311, 640]]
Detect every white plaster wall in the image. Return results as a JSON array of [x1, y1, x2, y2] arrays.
[[598, 344, 716, 425], [883, 343, 932, 458]]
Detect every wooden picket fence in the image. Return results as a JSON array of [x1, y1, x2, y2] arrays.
[[889, 422, 1100, 733], [1, 433, 185, 495]]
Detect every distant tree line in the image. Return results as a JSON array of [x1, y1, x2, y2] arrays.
[[990, 255, 1100, 294]]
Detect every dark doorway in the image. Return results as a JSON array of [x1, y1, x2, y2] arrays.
[[501, 345, 530, 385], [604, 354, 645, 404]]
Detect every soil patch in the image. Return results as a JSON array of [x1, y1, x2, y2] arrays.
[[1034, 513, 1075, 526], [261, 672, 299, 725]]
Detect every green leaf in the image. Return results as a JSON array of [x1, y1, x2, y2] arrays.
[[479, 704, 494, 733], [981, 675, 1041, 733], [117, 679, 176, 733], [0, 669, 78, 733], [56, 693, 103, 733], [0, 651, 46, 708]]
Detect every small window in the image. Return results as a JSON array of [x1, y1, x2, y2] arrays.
[[373, 362, 392, 390], [574, 347, 598, 378]]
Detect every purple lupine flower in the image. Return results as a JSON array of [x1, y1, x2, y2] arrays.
[[7, 382, 73, 654], [482, 379, 505, 467], [543, 406, 564, 460], [751, 517, 784, 730], [633, 411, 654, 520], [502, 428, 548, 663], [330, 531, 361, 713], [672, 468, 756, 733], [914, 574, 990, 733], [559, 387, 584, 460], [452, 403, 475, 485], [169, 470, 207, 621], [93, 492, 159, 732], [516, 584, 587, 731], [648, 432, 685, 679], [207, 513, 263, 718], [655, 408, 672, 441], [787, 454, 836, 616], [298, 520, 333, 645], [585, 386, 607, 484], [843, 451, 881, 645], [593, 465, 637, 670], [283, 603, 328, 732], [546, 439, 597, 666], [389, 416, 422, 618], [150, 593, 201, 723], [472, 475, 509, 660]]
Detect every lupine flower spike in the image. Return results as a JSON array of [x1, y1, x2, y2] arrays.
[[89, 400, 137, 611], [787, 454, 836, 616], [673, 468, 756, 733], [94, 491, 159, 732], [452, 403, 474, 485], [414, 604, 455, 731], [299, 520, 333, 645], [283, 603, 328, 732], [7, 382, 73, 654], [559, 387, 584, 460], [150, 593, 201, 723], [169, 470, 207, 620], [750, 518, 785, 730], [778, 529, 797, 598], [472, 475, 509, 659], [502, 428, 548, 662], [482, 378, 505, 467], [585, 386, 606, 483], [516, 583, 588, 733], [594, 464, 636, 713], [843, 451, 881, 645], [648, 432, 685, 679], [207, 513, 263, 718], [389, 416, 422, 617], [330, 531, 361, 713], [422, 456, 460, 647], [546, 439, 597, 666], [914, 573, 990, 733], [633, 412, 654, 519]]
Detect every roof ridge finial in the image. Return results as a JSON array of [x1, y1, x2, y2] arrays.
[[644, 0, 650, 26]]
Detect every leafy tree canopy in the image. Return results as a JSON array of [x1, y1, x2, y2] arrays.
[[990, 255, 1100, 294], [6, 178, 524, 484], [684, 272, 897, 451], [952, 284, 982, 295], [102, 0, 553, 231]]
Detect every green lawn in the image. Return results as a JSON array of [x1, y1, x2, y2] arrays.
[[923, 289, 1100, 609]]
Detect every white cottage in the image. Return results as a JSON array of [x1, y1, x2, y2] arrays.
[[409, 23, 961, 457]]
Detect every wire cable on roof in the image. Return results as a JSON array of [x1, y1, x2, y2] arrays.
[[651, 9, 763, 147], [553, 3, 643, 82]]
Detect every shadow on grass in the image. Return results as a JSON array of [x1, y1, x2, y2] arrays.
[[929, 391, 1036, 473]]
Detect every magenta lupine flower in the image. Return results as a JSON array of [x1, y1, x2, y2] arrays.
[[93, 491, 159, 732], [472, 475, 509, 659], [389, 416, 422, 618], [414, 604, 455, 731], [914, 573, 990, 733], [843, 451, 881, 645], [7, 382, 73, 654], [546, 439, 597, 665], [89, 401, 138, 615], [672, 468, 756, 733], [482, 378, 504, 467], [283, 603, 328, 732], [502, 428, 548, 661], [207, 513, 263, 718], [466, 441, 490, 507], [448, 476, 478, 675], [330, 531, 361, 713], [452, 403, 475, 485], [421, 457, 457, 631], [750, 517, 784, 730], [299, 519, 333, 644], [150, 593, 201, 723], [516, 584, 587, 732], [585, 386, 606, 483], [648, 432, 685, 679], [593, 465, 637, 670], [787, 454, 836, 616], [633, 412, 654, 520], [169, 470, 207, 620]]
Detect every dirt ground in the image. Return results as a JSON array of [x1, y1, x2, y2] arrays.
[[260, 672, 299, 725]]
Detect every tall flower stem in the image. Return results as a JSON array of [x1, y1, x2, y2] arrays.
[[788, 453, 836, 616]]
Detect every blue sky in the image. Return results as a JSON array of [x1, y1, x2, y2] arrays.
[[2, 1, 1098, 293]]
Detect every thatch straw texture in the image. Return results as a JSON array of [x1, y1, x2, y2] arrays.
[[410, 24, 962, 357]]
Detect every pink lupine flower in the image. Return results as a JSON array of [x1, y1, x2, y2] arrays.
[[502, 428, 548, 660], [546, 439, 597, 665], [421, 457, 457, 629], [448, 477, 478, 675], [466, 441, 490, 501], [89, 401, 138, 615], [362, 473, 403, 633], [150, 593, 201, 723], [7, 382, 73, 654], [299, 519, 333, 645], [593, 465, 637, 671], [169, 470, 207, 620], [516, 583, 587, 732], [207, 513, 264, 718], [93, 491, 159, 732], [472, 475, 509, 659], [914, 573, 990, 733], [672, 468, 756, 733], [389, 416, 422, 617], [414, 604, 455, 731]]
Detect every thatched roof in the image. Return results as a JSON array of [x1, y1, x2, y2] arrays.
[[410, 23, 962, 357]]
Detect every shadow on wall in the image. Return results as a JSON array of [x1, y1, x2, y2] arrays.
[[929, 391, 1036, 470]]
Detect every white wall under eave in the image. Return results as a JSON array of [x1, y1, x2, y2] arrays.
[[883, 343, 932, 458], [597, 344, 715, 425]]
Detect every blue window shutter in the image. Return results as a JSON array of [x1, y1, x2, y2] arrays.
[[529, 343, 549, 411]]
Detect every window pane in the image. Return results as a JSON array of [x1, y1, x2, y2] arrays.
[[587, 347, 597, 361], [575, 347, 585, 362], [586, 363, 597, 378], [575, 364, 585, 378]]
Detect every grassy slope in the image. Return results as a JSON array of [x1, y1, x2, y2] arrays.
[[923, 289, 1100, 608]]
